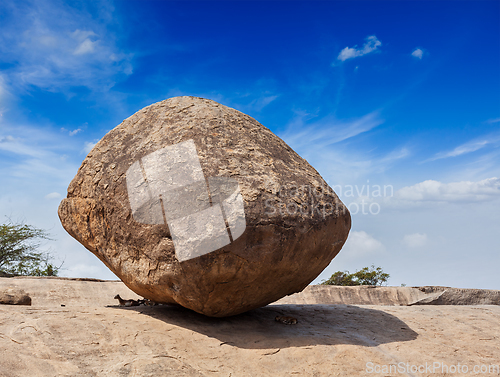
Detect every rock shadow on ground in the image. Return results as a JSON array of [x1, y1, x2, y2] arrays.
[[113, 303, 418, 350]]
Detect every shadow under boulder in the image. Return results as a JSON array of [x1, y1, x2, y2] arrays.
[[120, 303, 418, 350]]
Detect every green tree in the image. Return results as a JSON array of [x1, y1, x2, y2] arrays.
[[0, 222, 60, 276], [321, 265, 389, 286], [321, 270, 359, 286]]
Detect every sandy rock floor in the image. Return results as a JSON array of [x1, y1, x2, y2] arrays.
[[0, 279, 499, 376]]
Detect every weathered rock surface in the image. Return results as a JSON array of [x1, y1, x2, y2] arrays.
[[0, 277, 140, 307], [408, 286, 500, 306], [58, 96, 350, 316], [0, 287, 31, 305], [275, 285, 500, 306], [4, 278, 499, 308]]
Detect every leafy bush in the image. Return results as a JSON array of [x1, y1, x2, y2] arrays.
[[321, 265, 389, 286], [0, 222, 60, 276]]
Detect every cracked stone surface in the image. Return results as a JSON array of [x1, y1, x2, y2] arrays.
[[58, 96, 351, 317]]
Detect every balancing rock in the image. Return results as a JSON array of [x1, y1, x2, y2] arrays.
[[58, 96, 350, 316]]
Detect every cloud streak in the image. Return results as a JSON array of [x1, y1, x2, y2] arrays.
[[341, 231, 385, 256], [411, 48, 424, 59], [61, 128, 83, 136], [278, 110, 414, 185], [281, 110, 384, 150], [394, 177, 500, 203], [337, 36, 382, 62], [0, 119, 100, 279], [426, 133, 500, 162], [0, 124, 79, 183], [402, 233, 427, 248], [486, 118, 500, 124], [0, 0, 132, 93], [83, 141, 97, 154]]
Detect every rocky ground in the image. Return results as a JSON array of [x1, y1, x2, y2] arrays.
[[0, 277, 499, 376]]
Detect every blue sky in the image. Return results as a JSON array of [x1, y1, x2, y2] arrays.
[[0, 0, 499, 288]]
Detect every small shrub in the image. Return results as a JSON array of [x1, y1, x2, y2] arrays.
[[0, 222, 60, 276], [321, 265, 389, 286]]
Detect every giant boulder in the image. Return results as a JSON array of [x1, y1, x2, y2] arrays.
[[58, 96, 350, 317]]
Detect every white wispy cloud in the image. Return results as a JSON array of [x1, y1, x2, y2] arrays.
[[0, 0, 132, 93], [427, 133, 500, 162], [337, 36, 382, 62], [411, 48, 424, 59], [380, 147, 411, 163], [341, 231, 385, 256], [0, 95, 117, 278], [249, 95, 279, 111], [61, 128, 83, 136], [281, 110, 384, 150], [278, 110, 413, 184], [44, 192, 62, 200], [394, 177, 500, 203], [74, 38, 97, 55], [0, 119, 92, 278], [402, 233, 427, 248], [0, 126, 79, 182], [83, 141, 97, 154], [235, 94, 279, 113], [72, 29, 98, 55], [0, 74, 10, 102], [0, 134, 46, 158], [486, 118, 500, 124]]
